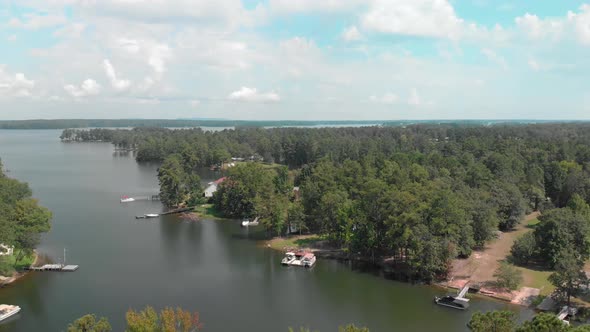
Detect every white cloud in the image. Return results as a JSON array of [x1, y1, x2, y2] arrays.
[[8, 12, 67, 30], [103, 59, 131, 91], [0, 65, 35, 98], [190, 99, 200, 107], [408, 88, 421, 106], [481, 48, 508, 69], [7, 35, 17, 42], [528, 58, 540, 71], [515, 13, 563, 41], [369, 93, 398, 104], [64, 79, 101, 97], [268, 0, 364, 14], [361, 0, 465, 39], [53, 23, 86, 38], [568, 4, 590, 45], [342, 26, 363, 41], [228, 87, 280, 102]]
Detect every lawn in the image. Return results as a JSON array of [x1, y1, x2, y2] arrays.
[[267, 235, 323, 251], [193, 204, 226, 219], [517, 267, 555, 296], [0, 252, 36, 277]]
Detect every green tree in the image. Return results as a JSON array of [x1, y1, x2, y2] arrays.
[[158, 154, 188, 207], [494, 262, 523, 290], [549, 248, 589, 306], [67, 314, 112, 332], [338, 325, 370, 332], [511, 232, 537, 265], [515, 313, 569, 332], [467, 310, 517, 332]]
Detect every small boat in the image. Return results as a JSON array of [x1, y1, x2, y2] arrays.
[[434, 295, 470, 310], [281, 251, 316, 268], [0, 305, 21, 322], [434, 285, 470, 310], [301, 253, 316, 268], [241, 217, 259, 227], [281, 252, 296, 265], [120, 195, 135, 203], [144, 214, 159, 218]]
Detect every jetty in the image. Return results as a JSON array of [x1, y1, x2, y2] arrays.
[[135, 207, 193, 219], [28, 264, 78, 272], [28, 248, 78, 272]]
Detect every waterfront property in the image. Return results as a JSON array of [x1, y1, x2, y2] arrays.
[[204, 177, 226, 198]]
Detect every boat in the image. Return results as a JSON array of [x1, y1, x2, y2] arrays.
[[0, 305, 21, 322], [434, 284, 470, 310], [301, 253, 316, 267], [144, 214, 159, 218], [281, 252, 296, 265], [120, 195, 135, 203], [281, 251, 316, 268], [434, 295, 470, 310], [241, 217, 259, 227]]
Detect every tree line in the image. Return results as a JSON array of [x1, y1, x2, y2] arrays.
[[0, 159, 52, 276], [468, 310, 590, 332], [62, 124, 590, 281]]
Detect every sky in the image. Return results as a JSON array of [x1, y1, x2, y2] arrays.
[[1, 0, 590, 120]]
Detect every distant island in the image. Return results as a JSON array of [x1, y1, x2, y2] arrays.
[[0, 118, 585, 129]]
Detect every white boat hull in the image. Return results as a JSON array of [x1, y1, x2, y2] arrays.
[[120, 198, 135, 203], [0, 305, 21, 322]]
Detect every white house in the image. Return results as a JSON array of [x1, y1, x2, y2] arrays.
[[0, 244, 14, 256], [204, 177, 226, 198]]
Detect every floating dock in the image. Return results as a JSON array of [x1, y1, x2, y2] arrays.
[[28, 264, 79, 272]]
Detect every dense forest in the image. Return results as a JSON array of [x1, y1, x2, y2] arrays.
[[61, 124, 590, 282], [0, 160, 52, 276]]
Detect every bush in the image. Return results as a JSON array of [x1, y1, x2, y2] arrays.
[[0, 256, 15, 277], [494, 262, 523, 290], [511, 232, 537, 265]]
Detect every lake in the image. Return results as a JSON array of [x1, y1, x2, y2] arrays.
[[0, 130, 533, 331]]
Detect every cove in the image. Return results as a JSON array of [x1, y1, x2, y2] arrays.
[[0, 130, 533, 332]]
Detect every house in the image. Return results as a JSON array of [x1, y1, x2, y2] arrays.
[[0, 244, 14, 256], [204, 177, 226, 198]]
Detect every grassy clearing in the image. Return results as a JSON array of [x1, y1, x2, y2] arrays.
[[193, 204, 226, 219], [0, 252, 35, 277], [267, 235, 323, 251], [517, 267, 554, 296]]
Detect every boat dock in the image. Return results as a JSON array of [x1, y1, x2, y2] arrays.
[[28, 264, 79, 272]]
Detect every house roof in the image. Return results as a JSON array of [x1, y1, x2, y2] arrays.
[[213, 177, 226, 185]]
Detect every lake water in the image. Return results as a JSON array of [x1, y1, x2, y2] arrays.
[[0, 130, 533, 332]]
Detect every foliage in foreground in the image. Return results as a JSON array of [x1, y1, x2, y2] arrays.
[[469, 311, 590, 332]]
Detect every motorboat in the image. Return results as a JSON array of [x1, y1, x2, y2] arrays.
[[241, 217, 259, 227], [301, 253, 316, 268], [281, 252, 296, 265], [434, 295, 470, 310], [434, 285, 470, 310], [144, 214, 159, 218], [282, 251, 316, 268], [120, 195, 135, 203], [0, 305, 21, 322]]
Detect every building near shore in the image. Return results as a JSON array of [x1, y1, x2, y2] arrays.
[[204, 177, 226, 198], [0, 244, 14, 256]]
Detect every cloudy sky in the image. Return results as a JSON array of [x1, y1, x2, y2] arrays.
[[1, 0, 590, 120]]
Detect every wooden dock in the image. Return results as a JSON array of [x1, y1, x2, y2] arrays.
[[28, 264, 79, 272]]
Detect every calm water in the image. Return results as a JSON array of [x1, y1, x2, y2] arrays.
[[0, 130, 532, 332]]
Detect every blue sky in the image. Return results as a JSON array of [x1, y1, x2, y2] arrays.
[[1, 0, 590, 120]]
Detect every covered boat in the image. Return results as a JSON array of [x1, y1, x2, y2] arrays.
[[241, 217, 259, 227], [434, 285, 470, 310], [120, 195, 135, 203], [0, 305, 21, 322]]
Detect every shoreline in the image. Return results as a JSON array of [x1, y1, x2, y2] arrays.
[[0, 251, 39, 288], [263, 235, 534, 308]]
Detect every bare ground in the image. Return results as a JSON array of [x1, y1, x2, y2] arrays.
[[447, 212, 542, 304]]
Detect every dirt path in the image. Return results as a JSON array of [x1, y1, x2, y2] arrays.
[[450, 211, 540, 284]]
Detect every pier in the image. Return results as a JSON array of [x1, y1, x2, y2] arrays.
[[28, 264, 79, 272]]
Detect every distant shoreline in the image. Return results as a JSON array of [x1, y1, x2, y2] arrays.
[[1, 118, 588, 130]]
